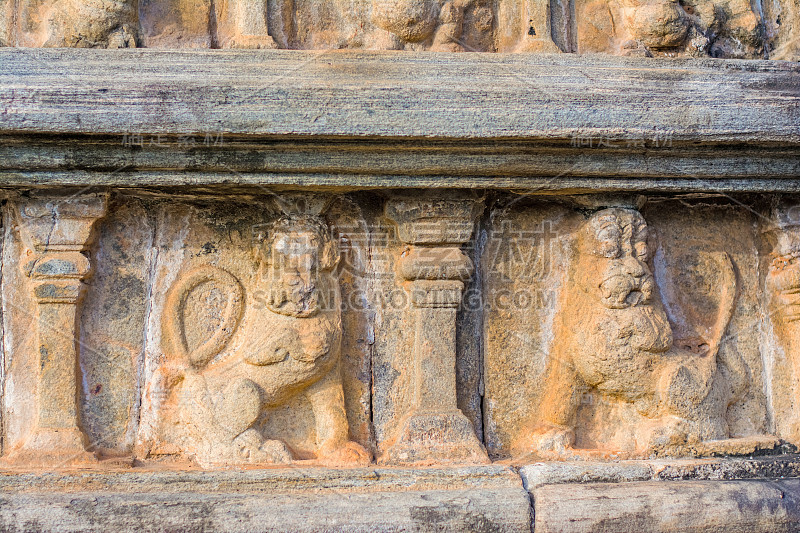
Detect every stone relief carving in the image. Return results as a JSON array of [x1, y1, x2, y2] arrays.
[[514, 207, 779, 459], [2, 0, 787, 56], [576, 0, 766, 57], [765, 202, 800, 441], [216, 0, 278, 48], [380, 193, 489, 465], [5, 0, 137, 48], [141, 211, 370, 467], [140, 0, 280, 48], [1, 192, 797, 469], [2, 194, 108, 467], [371, 0, 494, 51]]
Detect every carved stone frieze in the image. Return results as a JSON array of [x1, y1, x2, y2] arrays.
[[0, 190, 797, 471], [0, 0, 788, 57]]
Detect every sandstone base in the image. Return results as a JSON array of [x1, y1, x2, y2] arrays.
[[2, 457, 800, 532]]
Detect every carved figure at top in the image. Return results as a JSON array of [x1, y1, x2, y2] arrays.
[[143, 213, 370, 467], [370, 0, 493, 51], [516, 207, 776, 458], [8, 0, 137, 47], [577, 0, 764, 57]]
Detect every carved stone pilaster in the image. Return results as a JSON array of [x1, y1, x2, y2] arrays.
[[380, 194, 488, 465], [3, 194, 108, 467], [765, 202, 800, 441]]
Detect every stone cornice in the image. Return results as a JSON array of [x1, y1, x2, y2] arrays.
[[0, 48, 798, 191]]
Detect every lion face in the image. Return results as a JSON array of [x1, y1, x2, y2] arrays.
[[580, 208, 655, 310], [566, 208, 672, 394], [260, 215, 340, 318]]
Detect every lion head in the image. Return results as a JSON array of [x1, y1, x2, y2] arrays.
[[256, 215, 340, 318], [565, 208, 673, 398]]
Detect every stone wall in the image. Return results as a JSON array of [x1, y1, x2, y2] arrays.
[[0, 47, 799, 531]]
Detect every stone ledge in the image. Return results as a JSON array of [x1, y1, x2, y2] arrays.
[[1, 49, 798, 189], [0, 488, 531, 533], [2, 460, 800, 531], [520, 454, 800, 489], [0, 465, 521, 494], [533, 479, 800, 533], [0, 466, 531, 533]]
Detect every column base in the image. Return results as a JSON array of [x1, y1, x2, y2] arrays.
[[1, 428, 97, 468], [379, 410, 489, 466]]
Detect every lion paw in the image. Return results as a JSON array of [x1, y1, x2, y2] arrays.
[[512, 425, 576, 460], [318, 441, 372, 467], [233, 431, 292, 464]]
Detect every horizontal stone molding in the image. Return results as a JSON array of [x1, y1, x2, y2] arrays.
[[0, 49, 798, 190], [1, 460, 800, 532]]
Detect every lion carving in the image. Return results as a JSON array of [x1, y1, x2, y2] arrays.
[[146, 214, 370, 467], [516, 207, 749, 458]]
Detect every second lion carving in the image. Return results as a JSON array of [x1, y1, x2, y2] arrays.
[[516, 207, 776, 458]]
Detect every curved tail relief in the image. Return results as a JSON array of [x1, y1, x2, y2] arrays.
[[140, 212, 370, 467], [0, 192, 796, 468]]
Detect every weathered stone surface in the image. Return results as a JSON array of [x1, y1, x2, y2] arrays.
[[378, 193, 487, 466], [484, 197, 782, 461], [0, 488, 529, 532], [135, 195, 370, 467], [520, 461, 654, 488], [764, 0, 800, 60], [8, 0, 137, 48], [1, 36, 800, 533], [533, 479, 800, 532], [520, 455, 800, 488], [2, 193, 109, 467], [762, 198, 800, 445], [0, 466, 531, 532], [1, 50, 798, 193], [80, 196, 157, 457]]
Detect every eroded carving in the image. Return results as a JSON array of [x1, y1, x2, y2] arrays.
[[577, 0, 765, 57], [380, 194, 489, 465], [766, 203, 800, 440], [2, 194, 108, 467], [9, 0, 137, 48], [517, 207, 777, 459], [144, 213, 370, 467], [2, 0, 783, 55], [495, 0, 562, 52], [765, 0, 800, 60], [141, 0, 279, 49], [370, 0, 494, 51]]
